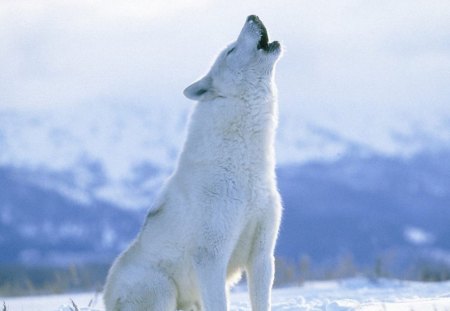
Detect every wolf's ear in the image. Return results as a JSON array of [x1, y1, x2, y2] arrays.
[[183, 76, 216, 101]]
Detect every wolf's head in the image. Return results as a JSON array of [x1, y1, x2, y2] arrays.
[[184, 15, 282, 101]]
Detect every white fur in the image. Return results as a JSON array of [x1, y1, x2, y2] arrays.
[[103, 15, 283, 311]]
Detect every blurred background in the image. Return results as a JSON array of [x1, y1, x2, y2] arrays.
[[1, 0, 450, 295]]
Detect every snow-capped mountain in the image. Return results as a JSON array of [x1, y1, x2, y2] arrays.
[[0, 104, 183, 209], [2, 104, 449, 208], [277, 151, 450, 275], [1, 104, 450, 277]]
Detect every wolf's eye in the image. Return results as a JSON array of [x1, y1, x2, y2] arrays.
[[226, 47, 235, 56]]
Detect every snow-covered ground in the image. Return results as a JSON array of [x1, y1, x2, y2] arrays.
[[2, 278, 450, 311]]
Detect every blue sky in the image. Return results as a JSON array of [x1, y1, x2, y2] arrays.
[[1, 0, 450, 162]]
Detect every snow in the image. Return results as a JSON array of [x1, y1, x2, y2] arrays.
[[404, 226, 436, 246], [2, 278, 450, 311]]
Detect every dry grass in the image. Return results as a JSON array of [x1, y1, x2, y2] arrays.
[[70, 299, 80, 311]]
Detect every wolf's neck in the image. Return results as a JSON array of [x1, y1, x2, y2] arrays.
[[178, 89, 278, 173]]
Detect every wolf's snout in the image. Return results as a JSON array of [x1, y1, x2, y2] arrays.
[[246, 15, 260, 23], [246, 15, 279, 54]]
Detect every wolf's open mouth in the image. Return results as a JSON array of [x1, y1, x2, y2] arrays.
[[247, 15, 279, 53]]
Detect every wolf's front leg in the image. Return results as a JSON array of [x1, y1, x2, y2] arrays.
[[246, 225, 277, 311], [247, 253, 274, 311], [194, 251, 229, 311], [196, 263, 228, 311]]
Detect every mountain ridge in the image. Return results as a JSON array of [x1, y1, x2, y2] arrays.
[[1, 148, 449, 276]]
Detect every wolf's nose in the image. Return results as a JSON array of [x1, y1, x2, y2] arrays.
[[247, 15, 260, 23]]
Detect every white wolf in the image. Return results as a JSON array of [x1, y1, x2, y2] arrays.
[[103, 15, 283, 311]]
